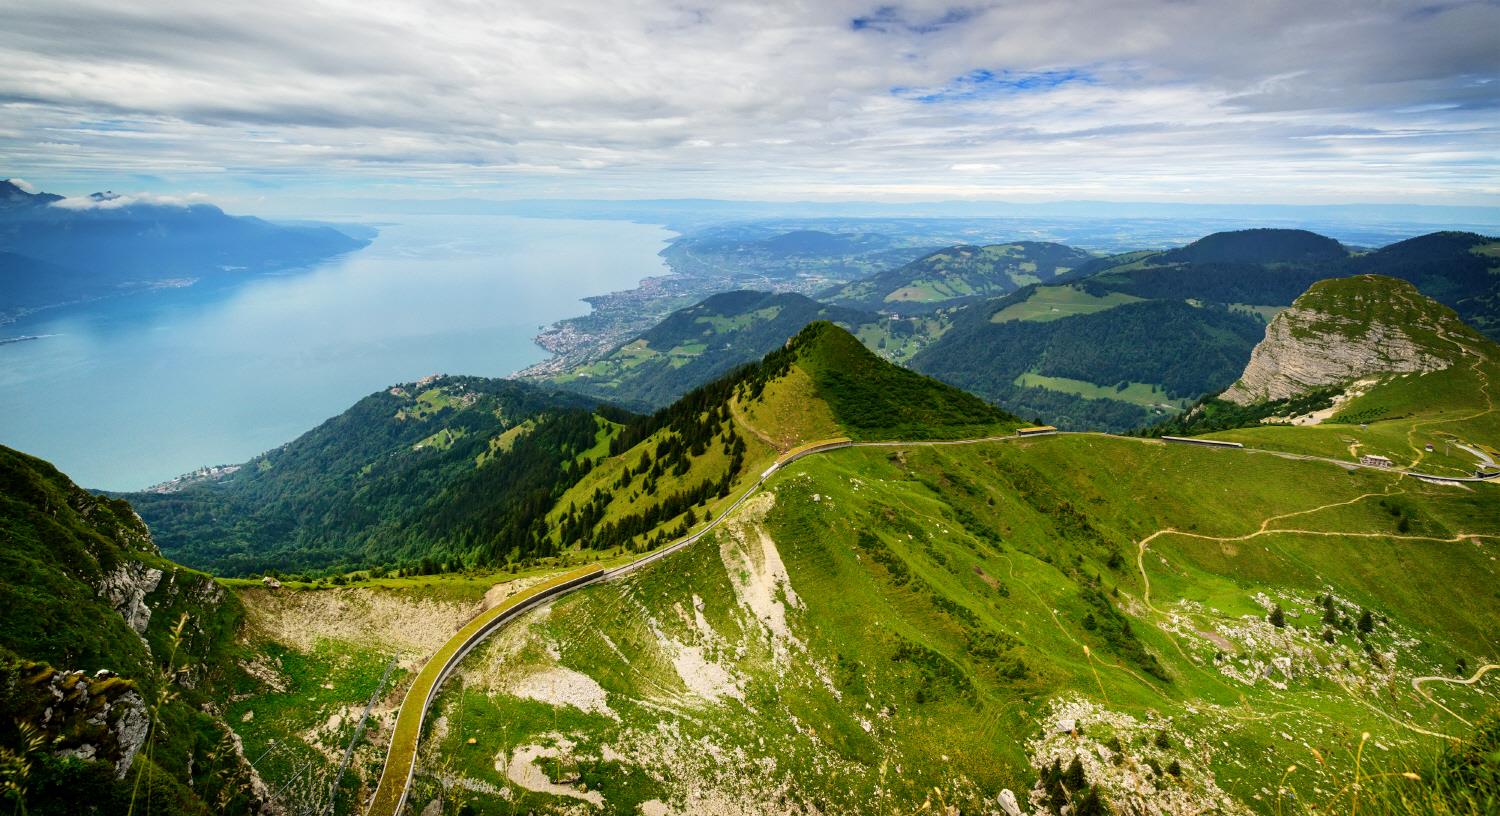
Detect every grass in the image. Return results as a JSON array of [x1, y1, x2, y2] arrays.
[[1203, 354, 1500, 477], [395, 388, 461, 421], [226, 638, 401, 815], [366, 564, 606, 816], [990, 285, 1144, 323], [1014, 372, 1190, 409], [401, 433, 1497, 813]]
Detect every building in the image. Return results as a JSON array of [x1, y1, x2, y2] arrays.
[[1360, 454, 1394, 468], [1016, 425, 1058, 436]]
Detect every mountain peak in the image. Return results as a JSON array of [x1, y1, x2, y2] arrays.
[[1162, 228, 1348, 265], [1221, 274, 1475, 404], [0, 178, 62, 207], [747, 321, 1018, 441]]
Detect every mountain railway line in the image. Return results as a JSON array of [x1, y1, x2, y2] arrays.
[[364, 427, 1495, 815]]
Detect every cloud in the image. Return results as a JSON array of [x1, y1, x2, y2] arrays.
[[0, 0, 1496, 204], [4, 177, 36, 191], [50, 191, 208, 210]]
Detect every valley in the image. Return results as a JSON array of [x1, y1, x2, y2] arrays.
[[7, 4, 1500, 814], [3, 221, 1498, 816]]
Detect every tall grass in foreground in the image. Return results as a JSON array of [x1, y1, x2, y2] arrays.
[[1284, 710, 1499, 816]]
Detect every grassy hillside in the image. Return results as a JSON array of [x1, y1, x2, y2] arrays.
[[824, 242, 1094, 312], [543, 291, 882, 409], [915, 295, 1265, 430], [1150, 276, 1500, 480], [537, 321, 1016, 562], [127, 377, 612, 575], [133, 323, 1010, 579], [0, 445, 262, 815], [403, 432, 1499, 815]]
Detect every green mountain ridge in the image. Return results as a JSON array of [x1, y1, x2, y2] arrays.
[[0, 445, 261, 815], [822, 241, 1095, 312], [1151, 276, 1500, 467], [2, 293, 1496, 815], [127, 376, 608, 575], [541, 227, 1498, 433], [130, 323, 1013, 577]]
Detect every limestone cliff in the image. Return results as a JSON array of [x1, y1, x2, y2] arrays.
[[1222, 275, 1468, 405]]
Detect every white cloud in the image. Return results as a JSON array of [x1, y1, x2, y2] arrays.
[[50, 191, 208, 210], [5, 177, 36, 191], [0, 0, 1496, 203]]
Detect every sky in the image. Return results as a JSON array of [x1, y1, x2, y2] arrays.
[[1, 0, 1498, 210]]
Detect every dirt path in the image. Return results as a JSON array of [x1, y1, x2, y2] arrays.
[[1136, 488, 1399, 613], [729, 396, 783, 452], [1129, 483, 1496, 740], [1413, 663, 1500, 695], [1407, 331, 1495, 468]]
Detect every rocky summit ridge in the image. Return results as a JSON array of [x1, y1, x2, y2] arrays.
[[1222, 274, 1468, 404]]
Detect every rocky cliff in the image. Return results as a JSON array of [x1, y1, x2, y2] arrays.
[[1222, 275, 1467, 404], [0, 444, 267, 814]]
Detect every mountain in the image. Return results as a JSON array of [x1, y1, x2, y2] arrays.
[[131, 324, 1013, 577], [0, 445, 264, 815], [541, 290, 913, 410], [0, 180, 370, 323], [391, 358, 1498, 814], [1151, 276, 1500, 478], [1156, 227, 1348, 265], [126, 376, 606, 575], [1347, 231, 1500, 340], [823, 241, 1094, 312], [1221, 275, 1470, 405], [0, 179, 62, 208]]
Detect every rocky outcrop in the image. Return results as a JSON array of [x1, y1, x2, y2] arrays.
[[99, 562, 165, 636], [1222, 276, 1462, 405], [22, 666, 150, 779]]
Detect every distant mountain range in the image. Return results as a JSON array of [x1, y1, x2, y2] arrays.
[[4, 271, 1487, 814], [533, 226, 1500, 432], [822, 241, 1094, 312], [0, 179, 369, 324]]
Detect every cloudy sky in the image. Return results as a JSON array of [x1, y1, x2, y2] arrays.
[[2, 0, 1497, 207]]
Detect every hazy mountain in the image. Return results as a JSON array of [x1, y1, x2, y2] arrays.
[[0, 180, 369, 323]]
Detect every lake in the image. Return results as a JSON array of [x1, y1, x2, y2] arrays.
[[0, 215, 675, 490]]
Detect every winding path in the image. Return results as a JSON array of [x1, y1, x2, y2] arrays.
[[366, 428, 1496, 814], [1413, 663, 1500, 695]]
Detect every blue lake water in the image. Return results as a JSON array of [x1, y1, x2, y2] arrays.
[[0, 215, 674, 490]]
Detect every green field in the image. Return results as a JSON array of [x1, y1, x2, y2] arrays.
[[404, 434, 1499, 814], [991, 285, 1145, 323], [1204, 349, 1500, 478], [1230, 303, 1285, 322], [1014, 372, 1191, 409]]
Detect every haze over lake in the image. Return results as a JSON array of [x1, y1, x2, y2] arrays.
[[0, 215, 673, 490]]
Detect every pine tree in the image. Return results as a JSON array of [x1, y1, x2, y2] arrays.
[[1074, 786, 1110, 816], [1063, 756, 1087, 790], [1269, 604, 1286, 628]]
